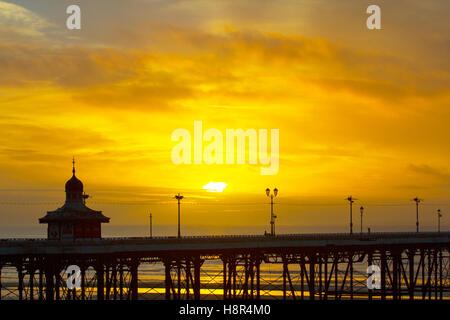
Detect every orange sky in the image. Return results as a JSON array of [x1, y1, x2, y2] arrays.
[[0, 0, 449, 233]]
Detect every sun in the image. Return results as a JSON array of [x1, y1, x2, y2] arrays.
[[202, 182, 228, 192]]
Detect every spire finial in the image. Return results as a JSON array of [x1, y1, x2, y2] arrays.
[[72, 156, 75, 175]]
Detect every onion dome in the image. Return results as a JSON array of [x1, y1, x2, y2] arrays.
[[65, 158, 83, 202], [65, 172, 83, 193]]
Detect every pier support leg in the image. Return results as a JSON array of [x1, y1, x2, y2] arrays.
[[300, 255, 304, 300], [392, 252, 399, 300], [105, 265, 110, 300], [250, 258, 254, 299], [29, 268, 35, 300], [334, 256, 338, 300], [282, 258, 287, 300], [165, 261, 171, 300], [256, 258, 260, 300], [17, 265, 23, 301], [194, 257, 201, 300], [185, 260, 190, 300], [45, 268, 54, 301], [177, 261, 181, 300], [119, 264, 124, 300], [81, 267, 86, 300], [55, 270, 60, 300], [318, 255, 322, 300], [243, 258, 249, 299], [427, 250, 432, 299], [323, 253, 328, 300], [434, 250, 438, 300], [112, 264, 117, 300], [309, 255, 315, 300], [421, 249, 425, 300], [96, 265, 104, 300], [222, 258, 227, 300], [439, 249, 443, 300], [368, 252, 373, 300], [381, 250, 386, 300], [349, 252, 353, 300], [233, 260, 237, 299], [39, 268, 43, 301], [130, 261, 139, 300], [409, 250, 415, 300]]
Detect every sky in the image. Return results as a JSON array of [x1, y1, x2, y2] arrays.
[[0, 0, 449, 235]]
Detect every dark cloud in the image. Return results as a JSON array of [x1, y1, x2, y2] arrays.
[[0, 123, 115, 155], [73, 76, 195, 111], [0, 44, 146, 87], [0, 28, 448, 106], [408, 164, 449, 180]]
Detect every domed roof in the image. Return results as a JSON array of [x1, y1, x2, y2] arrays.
[[65, 174, 83, 192], [65, 160, 83, 193]]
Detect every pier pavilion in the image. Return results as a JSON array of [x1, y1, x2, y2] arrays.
[[39, 161, 109, 240]]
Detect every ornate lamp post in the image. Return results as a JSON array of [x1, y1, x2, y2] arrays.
[[175, 193, 184, 238], [149, 213, 153, 238], [437, 209, 442, 233], [412, 197, 422, 232], [266, 188, 278, 236], [360, 206, 364, 234], [346, 196, 357, 234]]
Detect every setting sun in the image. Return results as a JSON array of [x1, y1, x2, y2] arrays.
[[202, 182, 228, 193]]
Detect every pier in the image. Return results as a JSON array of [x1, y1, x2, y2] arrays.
[[0, 232, 449, 300]]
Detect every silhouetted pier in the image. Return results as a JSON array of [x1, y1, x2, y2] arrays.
[[0, 232, 449, 300]]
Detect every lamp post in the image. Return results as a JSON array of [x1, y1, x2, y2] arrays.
[[266, 188, 278, 236], [437, 209, 442, 233], [412, 197, 422, 232], [360, 206, 364, 234], [149, 213, 153, 238], [175, 193, 184, 238], [346, 196, 356, 234]]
